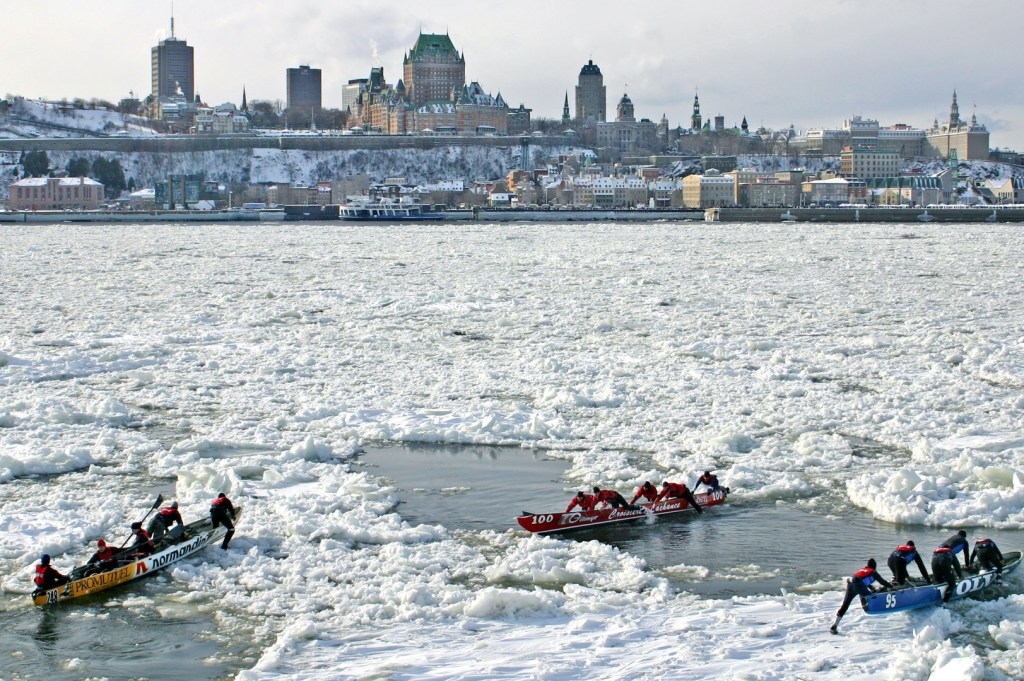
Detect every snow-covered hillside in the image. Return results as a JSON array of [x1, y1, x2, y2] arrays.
[[0, 97, 157, 139]]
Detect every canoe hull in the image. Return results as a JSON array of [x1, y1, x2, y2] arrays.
[[516, 490, 727, 534], [863, 550, 1021, 614], [32, 507, 242, 606]]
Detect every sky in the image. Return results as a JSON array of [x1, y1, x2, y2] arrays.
[[2, 0, 1022, 150]]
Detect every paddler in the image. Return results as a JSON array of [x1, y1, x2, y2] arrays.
[[887, 540, 929, 585], [130, 522, 155, 556], [33, 554, 69, 592], [210, 493, 237, 549], [931, 545, 964, 602], [86, 539, 120, 574], [591, 486, 633, 510], [629, 481, 659, 506], [830, 558, 892, 634], [146, 501, 184, 541], [970, 538, 1005, 574], [654, 481, 703, 513], [939, 530, 971, 570], [565, 491, 597, 513], [693, 470, 727, 493]]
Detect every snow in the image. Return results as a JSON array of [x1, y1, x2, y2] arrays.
[[2, 222, 1024, 679]]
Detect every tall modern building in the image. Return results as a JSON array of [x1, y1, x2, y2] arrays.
[[287, 65, 323, 110], [151, 16, 194, 101], [575, 60, 606, 122], [403, 33, 465, 105]]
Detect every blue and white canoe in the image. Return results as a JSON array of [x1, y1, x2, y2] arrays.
[[862, 550, 1021, 615]]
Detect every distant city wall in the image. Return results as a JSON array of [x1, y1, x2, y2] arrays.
[[0, 134, 574, 154]]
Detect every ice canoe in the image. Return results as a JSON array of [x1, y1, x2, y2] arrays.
[[516, 489, 727, 534], [862, 549, 1021, 615], [32, 507, 243, 606]]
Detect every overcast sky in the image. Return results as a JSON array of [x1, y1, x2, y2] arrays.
[[3, 0, 1022, 149]]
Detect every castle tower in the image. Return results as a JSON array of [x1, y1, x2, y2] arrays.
[[575, 60, 606, 122], [403, 32, 465, 106]]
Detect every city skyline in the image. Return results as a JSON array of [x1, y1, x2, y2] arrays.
[[2, 0, 1022, 149]]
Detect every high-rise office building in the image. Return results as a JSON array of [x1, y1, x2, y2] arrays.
[[403, 33, 465, 105], [151, 15, 194, 101], [287, 65, 323, 110], [575, 60, 606, 122]]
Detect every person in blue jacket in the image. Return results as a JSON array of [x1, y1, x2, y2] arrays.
[[940, 530, 971, 570], [831, 558, 892, 634], [887, 540, 929, 585]]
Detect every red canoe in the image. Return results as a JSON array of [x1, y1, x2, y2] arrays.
[[516, 489, 728, 534]]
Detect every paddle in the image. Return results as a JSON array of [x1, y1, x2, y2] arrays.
[[118, 494, 164, 550]]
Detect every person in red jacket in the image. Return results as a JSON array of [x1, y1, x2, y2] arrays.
[[831, 558, 892, 633], [33, 554, 69, 592], [591, 486, 633, 509], [130, 522, 155, 556], [147, 501, 184, 541], [694, 470, 724, 493], [86, 539, 120, 574], [210, 493, 237, 549], [566, 491, 597, 513], [654, 481, 703, 513], [629, 481, 659, 506]]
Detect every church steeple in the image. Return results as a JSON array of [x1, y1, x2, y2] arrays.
[[241, 86, 248, 112], [691, 91, 702, 131], [562, 91, 570, 125], [949, 90, 961, 128]]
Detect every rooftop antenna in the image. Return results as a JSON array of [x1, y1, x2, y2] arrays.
[[170, 1, 175, 39]]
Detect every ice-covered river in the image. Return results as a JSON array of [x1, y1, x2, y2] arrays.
[[1, 221, 1023, 680]]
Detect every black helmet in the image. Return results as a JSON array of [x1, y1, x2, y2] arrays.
[[867, 558, 877, 569], [131, 521, 142, 530], [592, 486, 600, 493], [40, 554, 50, 565], [171, 501, 179, 509], [576, 491, 584, 497], [958, 530, 967, 537], [660, 481, 669, 487], [906, 540, 915, 547]]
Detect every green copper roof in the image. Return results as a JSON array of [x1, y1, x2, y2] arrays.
[[406, 33, 462, 61]]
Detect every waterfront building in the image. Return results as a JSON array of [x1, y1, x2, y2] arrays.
[[287, 65, 323, 111], [801, 177, 850, 205], [403, 33, 466, 106], [8, 176, 104, 210], [926, 91, 989, 160], [840, 146, 900, 180], [575, 60, 606, 122], [682, 169, 735, 208], [151, 15, 194, 102]]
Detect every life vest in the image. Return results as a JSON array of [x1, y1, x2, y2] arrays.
[[853, 567, 877, 586], [975, 539, 995, 549], [933, 547, 952, 555], [159, 507, 177, 519], [895, 545, 918, 563], [699, 473, 717, 485], [636, 485, 657, 501], [96, 546, 116, 561], [664, 483, 689, 497], [211, 496, 230, 510], [595, 490, 619, 502], [34, 564, 47, 587]]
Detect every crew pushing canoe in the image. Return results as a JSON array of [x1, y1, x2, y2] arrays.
[[519, 477, 729, 534], [31, 494, 243, 606]]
